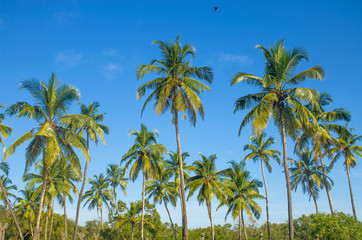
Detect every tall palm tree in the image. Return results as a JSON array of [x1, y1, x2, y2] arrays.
[[165, 151, 192, 196], [106, 164, 128, 215], [231, 40, 324, 240], [187, 153, 231, 240], [136, 36, 213, 240], [0, 162, 23, 239], [15, 186, 38, 237], [295, 92, 350, 214], [243, 133, 280, 240], [328, 127, 362, 219], [0, 175, 17, 205], [289, 148, 333, 214], [106, 163, 128, 240], [4, 74, 87, 240], [61, 101, 109, 240], [82, 173, 113, 227], [145, 168, 179, 240], [122, 124, 166, 240], [219, 160, 263, 240]]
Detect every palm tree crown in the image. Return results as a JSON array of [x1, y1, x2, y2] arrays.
[[289, 148, 333, 214]]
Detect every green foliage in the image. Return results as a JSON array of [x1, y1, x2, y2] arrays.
[[309, 212, 362, 240]]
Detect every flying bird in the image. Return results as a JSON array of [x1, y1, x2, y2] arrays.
[[213, 7, 218, 11]]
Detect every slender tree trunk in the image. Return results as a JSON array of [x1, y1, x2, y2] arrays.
[[346, 163, 357, 219], [174, 110, 188, 240], [48, 198, 55, 240], [44, 205, 50, 240], [260, 160, 271, 240], [131, 223, 135, 240], [33, 164, 48, 240], [113, 186, 124, 240], [101, 205, 103, 228], [63, 194, 68, 238], [164, 199, 177, 240], [30, 219, 34, 237], [114, 186, 119, 215], [0, 178, 24, 239], [238, 210, 242, 240], [279, 105, 294, 240], [241, 210, 247, 240], [206, 201, 215, 240], [141, 172, 146, 240], [72, 133, 90, 240], [319, 155, 334, 214], [307, 179, 318, 214]]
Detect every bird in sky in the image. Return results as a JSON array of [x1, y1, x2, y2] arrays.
[[213, 7, 218, 11]]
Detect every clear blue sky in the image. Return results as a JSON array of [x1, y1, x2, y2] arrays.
[[1, 0, 362, 228]]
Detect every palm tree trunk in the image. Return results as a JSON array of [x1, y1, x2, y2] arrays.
[[319, 155, 334, 214], [206, 201, 215, 240], [72, 133, 90, 240], [33, 164, 48, 240], [279, 105, 294, 240], [44, 205, 50, 240], [131, 223, 135, 240], [0, 178, 24, 239], [113, 186, 124, 240], [30, 219, 34, 237], [346, 163, 357, 219], [141, 172, 146, 240], [241, 210, 247, 240], [114, 186, 119, 215], [260, 160, 271, 240], [164, 199, 177, 240], [307, 179, 318, 214], [48, 198, 55, 240], [101, 204, 103, 228], [238, 210, 242, 240], [63, 194, 68, 238], [174, 110, 188, 240]]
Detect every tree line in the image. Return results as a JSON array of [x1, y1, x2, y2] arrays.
[[0, 37, 361, 240]]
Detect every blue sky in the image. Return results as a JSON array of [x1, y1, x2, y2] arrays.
[[1, 0, 362, 228]]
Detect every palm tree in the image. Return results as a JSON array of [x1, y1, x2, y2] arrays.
[[15, 186, 38, 237], [289, 148, 333, 214], [0, 162, 24, 239], [116, 201, 148, 240], [56, 158, 81, 238], [0, 105, 23, 239], [106, 164, 128, 240], [61, 101, 109, 240], [231, 40, 324, 240], [106, 164, 128, 215], [145, 168, 179, 240], [122, 124, 166, 240], [295, 92, 351, 214], [243, 133, 280, 240], [4, 74, 87, 240], [136, 36, 213, 240], [187, 153, 231, 240], [219, 160, 264, 240], [165, 151, 192, 197], [0, 175, 17, 206], [24, 159, 71, 240], [83, 173, 113, 227], [328, 127, 362, 219]]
